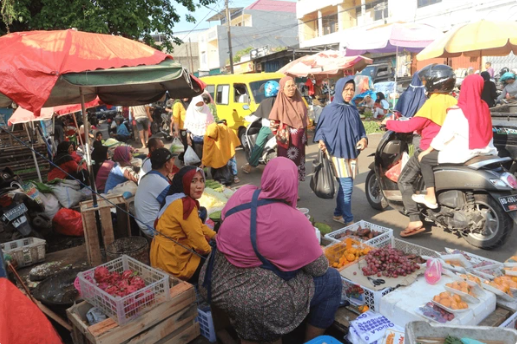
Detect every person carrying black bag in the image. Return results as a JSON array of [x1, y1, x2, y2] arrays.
[[313, 76, 368, 226]]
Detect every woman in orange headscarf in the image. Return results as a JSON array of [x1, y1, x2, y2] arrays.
[[269, 76, 309, 181]]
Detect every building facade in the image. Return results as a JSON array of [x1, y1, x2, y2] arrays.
[[297, 0, 517, 72], [197, 0, 299, 75]]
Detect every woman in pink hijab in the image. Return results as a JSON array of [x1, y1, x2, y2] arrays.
[[199, 157, 342, 343]]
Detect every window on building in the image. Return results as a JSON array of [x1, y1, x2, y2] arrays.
[[216, 85, 230, 105], [205, 85, 215, 100], [417, 0, 441, 8], [233, 83, 250, 103], [373, 2, 388, 21], [322, 12, 338, 36]]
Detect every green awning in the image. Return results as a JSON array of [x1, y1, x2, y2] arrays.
[[0, 59, 203, 108]]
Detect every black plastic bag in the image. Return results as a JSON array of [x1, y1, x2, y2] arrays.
[[211, 165, 233, 186], [310, 150, 335, 199]]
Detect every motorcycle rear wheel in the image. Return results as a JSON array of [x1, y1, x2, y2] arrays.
[[365, 170, 389, 211], [464, 193, 513, 250]]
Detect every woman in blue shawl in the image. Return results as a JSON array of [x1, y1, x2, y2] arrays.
[[314, 76, 368, 225], [394, 72, 427, 118]]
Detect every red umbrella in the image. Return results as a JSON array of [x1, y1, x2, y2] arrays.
[[0, 29, 183, 114], [8, 98, 101, 125]]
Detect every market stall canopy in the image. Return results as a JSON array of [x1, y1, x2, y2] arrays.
[[342, 22, 441, 56], [8, 98, 101, 125], [278, 50, 372, 77], [416, 20, 517, 60], [0, 30, 204, 113]]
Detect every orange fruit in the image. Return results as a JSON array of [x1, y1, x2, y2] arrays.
[[346, 254, 356, 262], [460, 302, 468, 309], [451, 302, 459, 310], [461, 287, 469, 294], [440, 299, 452, 308], [433, 295, 441, 302], [453, 294, 461, 302], [439, 292, 449, 299]]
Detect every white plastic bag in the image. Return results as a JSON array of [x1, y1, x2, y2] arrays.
[[107, 180, 138, 196], [170, 138, 185, 154], [51, 182, 83, 208], [37, 192, 61, 220], [184, 146, 200, 165]]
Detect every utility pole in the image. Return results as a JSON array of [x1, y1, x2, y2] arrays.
[[225, 0, 234, 73], [188, 37, 194, 73]]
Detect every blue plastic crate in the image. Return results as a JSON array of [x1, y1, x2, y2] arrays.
[[196, 304, 216, 342], [305, 335, 343, 344]]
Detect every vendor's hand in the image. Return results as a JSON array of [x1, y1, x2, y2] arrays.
[[187, 136, 192, 146], [418, 149, 433, 162], [173, 130, 179, 138], [318, 140, 327, 152], [356, 138, 368, 151]]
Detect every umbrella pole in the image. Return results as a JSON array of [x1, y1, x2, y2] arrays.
[[79, 88, 97, 195], [25, 123, 43, 183], [394, 46, 398, 106]]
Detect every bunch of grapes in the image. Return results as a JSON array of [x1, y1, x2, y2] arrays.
[[361, 247, 420, 278]]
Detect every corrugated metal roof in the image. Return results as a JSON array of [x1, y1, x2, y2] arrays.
[[246, 0, 296, 13]]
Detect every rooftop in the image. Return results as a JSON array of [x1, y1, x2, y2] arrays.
[[246, 0, 296, 13]]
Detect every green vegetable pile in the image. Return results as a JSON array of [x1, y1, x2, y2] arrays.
[[205, 179, 224, 192], [315, 222, 332, 235], [445, 336, 463, 344]]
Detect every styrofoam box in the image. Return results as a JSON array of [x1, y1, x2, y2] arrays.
[[405, 321, 517, 344], [1, 237, 46, 268], [381, 275, 496, 329], [196, 304, 216, 343], [325, 220, 394, 248]]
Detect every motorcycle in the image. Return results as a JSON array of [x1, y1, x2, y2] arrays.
[[0, 168, 47, 240], [365, 129, 517, 250], [149, 104, 173, 142], [241, 105, 277, 165]]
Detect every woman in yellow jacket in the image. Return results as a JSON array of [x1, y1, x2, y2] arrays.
[[151, 166, 216, 282]]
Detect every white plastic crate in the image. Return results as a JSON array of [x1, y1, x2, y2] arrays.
[[77, 255, 170, 325], [196, 303, 216, 342], [500, 311, 517, 329], [393, 238, 440, 258], [1, 237, 46, 268], [325, 220, 394, 248], [341, 275, 393, 312]]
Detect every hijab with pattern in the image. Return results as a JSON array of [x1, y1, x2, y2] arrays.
[[268, 76, 308, 129]]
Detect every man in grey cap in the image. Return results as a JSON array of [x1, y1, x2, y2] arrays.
[[134, 148, 178, 237]]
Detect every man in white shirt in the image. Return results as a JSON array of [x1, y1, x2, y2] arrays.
[[139, 138, 164, 181], [134, 148, 177, 237]]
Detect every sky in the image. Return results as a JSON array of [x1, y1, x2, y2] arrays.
[[171, 0, 297, 41]]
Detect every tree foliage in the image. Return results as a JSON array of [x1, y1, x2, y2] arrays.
[[0, 0, 216, 52]]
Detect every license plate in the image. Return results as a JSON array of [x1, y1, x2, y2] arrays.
[[499, 195, 517, 212], [12, 216, 27, 228], [1, 203, 28, 222]]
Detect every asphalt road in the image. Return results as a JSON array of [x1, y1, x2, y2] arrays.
[[230, 131, 517, 262]]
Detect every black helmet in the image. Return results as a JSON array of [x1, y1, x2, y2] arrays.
[[419, 64, 456, 94], [500, 67, 510, 76]]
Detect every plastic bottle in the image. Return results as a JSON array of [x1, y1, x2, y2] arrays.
[[425, 258, 442, 284]]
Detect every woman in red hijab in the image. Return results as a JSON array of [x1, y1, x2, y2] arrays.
[[414, 74, 498, 208], [150, 166, 216, 282], [269, 76, 309, 181]]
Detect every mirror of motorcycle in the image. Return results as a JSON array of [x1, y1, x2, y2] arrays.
[[242, 105, 250, 110]]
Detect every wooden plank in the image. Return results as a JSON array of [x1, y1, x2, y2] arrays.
[[478, 306, 512, 327], [89, 282, 195, 344], [82, 210, 103, 267], [115, 202, 131, 239], [98, 207, 115, 249], [155, 321, 200, 344], [125, 304, 198, 344], [67, 302, 94, 342]]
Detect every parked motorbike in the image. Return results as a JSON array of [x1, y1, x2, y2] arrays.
[[241, 105, 277, 165], [150, 104, 173, 142], [0, 168, 46, 240], [365, 130, 517, 250]]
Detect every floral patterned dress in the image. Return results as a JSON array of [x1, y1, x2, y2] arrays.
[[271, 120, 307, 181]]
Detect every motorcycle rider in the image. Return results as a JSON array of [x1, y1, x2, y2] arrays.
[[382, 64, 457, 237], [241, 80, 279, 174]]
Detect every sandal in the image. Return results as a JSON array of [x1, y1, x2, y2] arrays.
[[400, 226, 426, 237], [241, 164, 251, 174], [233, 176, 240, 184]]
